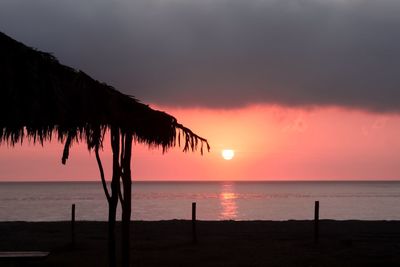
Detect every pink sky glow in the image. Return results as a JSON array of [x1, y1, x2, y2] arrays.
[[1, 105, 400, 181]]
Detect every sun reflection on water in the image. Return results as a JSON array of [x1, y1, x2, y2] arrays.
[[219, 183, 238, 220]]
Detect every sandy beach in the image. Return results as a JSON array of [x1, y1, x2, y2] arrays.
[[1, 220, 400, 266]]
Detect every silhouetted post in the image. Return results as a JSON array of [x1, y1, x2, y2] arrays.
[[121, 132, 133, 267], [314, 201, 319, 243], [71, 204, 75, 247], [192, 202, 197, 244]]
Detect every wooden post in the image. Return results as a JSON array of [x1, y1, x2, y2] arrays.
[[314, 201, 319, 243], [71, 204, 75, 247], [192, 202, 197, 244], [121, 132, 133, 267]]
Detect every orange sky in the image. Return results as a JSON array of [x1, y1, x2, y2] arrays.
[[1, 105, 400, 181]]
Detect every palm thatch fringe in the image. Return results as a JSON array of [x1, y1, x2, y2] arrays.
[[1, 32, 209, 159]]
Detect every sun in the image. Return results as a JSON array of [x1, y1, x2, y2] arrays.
[[221, 149, 235, 160]]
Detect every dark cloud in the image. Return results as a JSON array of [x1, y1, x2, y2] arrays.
[[1, 0, 400, 112]]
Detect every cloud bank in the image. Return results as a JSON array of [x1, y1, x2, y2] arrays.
[[1, 0, 400, 112]]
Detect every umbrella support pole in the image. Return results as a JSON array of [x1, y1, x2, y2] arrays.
[[120, 132, 133, 267]]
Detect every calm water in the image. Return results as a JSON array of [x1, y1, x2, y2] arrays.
[[1, 181, 400, 221]]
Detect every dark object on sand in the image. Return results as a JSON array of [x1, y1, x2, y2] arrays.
[[192, 202, 197, 244], [0, 32, 209, 267], [71, 204, 75, 248], [0, 251, 49, 258], [0, 251, 49, 267], [314, 200, 319, 243]]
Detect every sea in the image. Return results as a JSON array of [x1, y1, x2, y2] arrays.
[[1, 181, 400, 221]]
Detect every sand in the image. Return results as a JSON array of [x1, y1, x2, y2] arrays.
[[1, 220, 400, 266]]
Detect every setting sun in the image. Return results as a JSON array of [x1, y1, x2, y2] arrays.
[[222, 149, 235, 160]]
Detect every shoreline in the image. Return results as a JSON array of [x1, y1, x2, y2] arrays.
[[1, 220, 400, 266]]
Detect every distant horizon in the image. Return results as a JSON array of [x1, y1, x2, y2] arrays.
[[3, 180, 400, 221], [2, 179, 400, 183]]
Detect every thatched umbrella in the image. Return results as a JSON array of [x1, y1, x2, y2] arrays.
[[0, 32, 209, 267]]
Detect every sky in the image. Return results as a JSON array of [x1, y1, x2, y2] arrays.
[[1, 0, 400, 181]]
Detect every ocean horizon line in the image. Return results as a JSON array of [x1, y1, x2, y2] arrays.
[[2, 179, 400, 221], [1, 179, 400, 183]]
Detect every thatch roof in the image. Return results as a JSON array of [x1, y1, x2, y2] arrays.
[[0, 32, 209, 158]]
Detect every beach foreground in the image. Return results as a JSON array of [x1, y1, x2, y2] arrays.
[[0, 220, 400, 266]]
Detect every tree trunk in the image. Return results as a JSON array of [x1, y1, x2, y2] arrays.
[[108, 199, 117, 267], [121, 133, 132, 267], [108, 127, 121, 267]]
